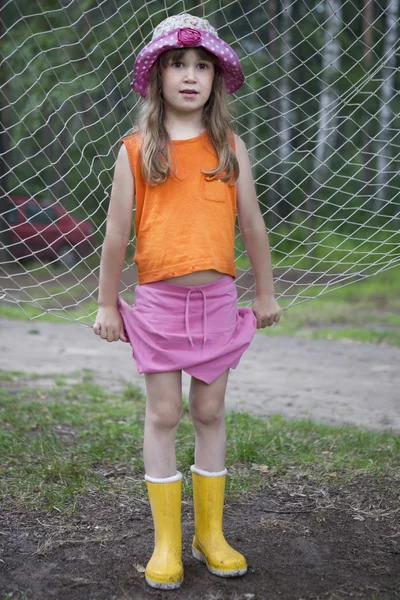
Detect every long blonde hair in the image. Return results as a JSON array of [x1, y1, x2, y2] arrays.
[[126, 47, 239, 186]]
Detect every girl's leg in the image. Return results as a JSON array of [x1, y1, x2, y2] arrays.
[[188, 369, 247, 578], [188, 369, 229, 472], [143, 370, 182, 478], [142, 370, 184, 589]]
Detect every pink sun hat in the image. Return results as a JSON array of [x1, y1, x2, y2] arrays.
[[132, 13, 245, 97]]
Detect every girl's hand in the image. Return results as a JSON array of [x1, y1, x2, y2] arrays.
[[93, 305, 128, 342], [252, 294, 281, 329]]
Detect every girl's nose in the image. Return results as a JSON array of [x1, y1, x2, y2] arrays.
[[184, 67, 196, 81]]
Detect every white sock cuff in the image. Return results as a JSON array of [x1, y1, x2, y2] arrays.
[[145, 471, 182, 484], [190, 465, 228, 477]]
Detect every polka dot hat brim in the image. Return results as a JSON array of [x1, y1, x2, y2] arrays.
[[132, 14, 245, 97]]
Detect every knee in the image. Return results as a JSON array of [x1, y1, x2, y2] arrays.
[[189, 396, 224, 428], [146, 398, 181, 430]]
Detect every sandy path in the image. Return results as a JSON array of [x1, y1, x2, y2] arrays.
[[1, 318, 399, 432]]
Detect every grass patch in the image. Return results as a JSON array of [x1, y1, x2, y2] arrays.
[[0, 300, 98, 323], [253, 267, 400, 347], [309, 327, 400, 346], [0, 371, 398, 514], [0, 370, 25, 381], [235, 224, 400, 273]]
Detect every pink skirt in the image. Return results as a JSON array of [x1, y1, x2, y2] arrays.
[[117, 275, 257, 384]]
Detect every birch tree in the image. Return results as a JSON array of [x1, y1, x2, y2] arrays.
[[279, 0, 293, 204], [314, 0, 342, 187], [361, 0, 375, 205], [307, 0, 342, 248], [265, 0, 280, 228], [375, 0, 398, 211]]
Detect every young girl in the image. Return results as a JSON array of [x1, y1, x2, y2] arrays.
[[93, 13, 280, 590]]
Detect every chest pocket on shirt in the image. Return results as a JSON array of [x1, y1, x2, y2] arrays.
[[202, 175, 228, 203]]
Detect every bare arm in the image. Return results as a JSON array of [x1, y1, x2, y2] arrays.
[[93, 143, 135, 342], [98, 143, 134, 307], [235, 134, 280, 327]]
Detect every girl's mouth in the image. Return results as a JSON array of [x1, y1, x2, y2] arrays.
[[180, 90, 199, 97]]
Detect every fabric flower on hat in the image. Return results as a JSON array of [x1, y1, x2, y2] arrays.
[[177, 28, 202, 46]]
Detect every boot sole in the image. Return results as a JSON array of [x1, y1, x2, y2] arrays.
[[145, 575, 183, 589], [192, 546, 247, 578]]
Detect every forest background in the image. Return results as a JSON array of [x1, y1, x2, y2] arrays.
[[1, 0, 399, 277]]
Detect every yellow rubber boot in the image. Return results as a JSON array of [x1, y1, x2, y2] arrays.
[[144, 471, 184, 589], [191, 465, 247, 577]]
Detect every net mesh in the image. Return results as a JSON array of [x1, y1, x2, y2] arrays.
[[1, 0, 399, 326]]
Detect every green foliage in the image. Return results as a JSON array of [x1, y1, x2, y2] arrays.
[[258, 266, 400, 347], [2, 0, 399, 235]]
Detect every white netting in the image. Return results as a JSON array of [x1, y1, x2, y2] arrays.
[[1, 0, 399, 326]]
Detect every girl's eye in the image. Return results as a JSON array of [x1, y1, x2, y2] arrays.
[[170, 61, 210, 69]]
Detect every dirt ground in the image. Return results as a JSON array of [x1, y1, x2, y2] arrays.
[[1, 472, 399, 600]]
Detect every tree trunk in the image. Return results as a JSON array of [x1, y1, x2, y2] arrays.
[[51, 101, 72, 203], [279, 0, 293, 216], [361, 0, 375, 207], [265, 0, 280, 229], [375, 0, 398, 213], [307, 0, 342, 254], [314, 0, 341, 186], [0, 0, 11, 264]]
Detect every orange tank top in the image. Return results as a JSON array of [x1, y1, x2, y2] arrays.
[[123, 131, 237, 285]]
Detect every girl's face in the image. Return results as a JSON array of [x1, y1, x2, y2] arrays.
[[160, 48, 215, 116]]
